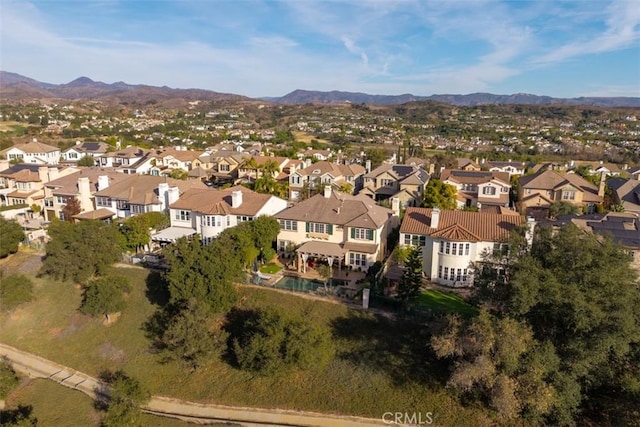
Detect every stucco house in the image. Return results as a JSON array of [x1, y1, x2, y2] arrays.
[[0, 140, 61, 165], [61, 141, 109, 164], [0, 163, 78, 209], [275, 187, 398, 271], [441, 169, 511, 209], [400, 207, 532, 287], [518, 170, 604, 217], [607, 178, 640, 216], [486, 160, 526, 176], [97, 146, 149, 168], [360, 164, 430, 207], [154, 186, 288, 245], [288, 161, 366, 200]]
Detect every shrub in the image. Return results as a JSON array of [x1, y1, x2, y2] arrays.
[[0, 359, 19, 399], [80, 276, 130, 319], [0, 274, 34, 311], [102, 370, 150, 427]]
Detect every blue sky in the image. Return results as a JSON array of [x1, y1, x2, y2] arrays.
[[1, 0, 639, 98]]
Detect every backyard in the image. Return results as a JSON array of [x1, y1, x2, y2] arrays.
[[0, 252, 494, 426], [414, 288, 478, 316]]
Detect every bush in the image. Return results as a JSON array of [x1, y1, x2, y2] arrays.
[[80, 276, 130, 319], [102, 370, 150, 427], [0, 217, 24, 258], [0, 359, 19, 399], [230, 307, 334, 375], [261, 247, 276, 263], [0, 274, 34, 311]]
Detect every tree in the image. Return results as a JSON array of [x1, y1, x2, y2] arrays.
[[169, 169, 188, 180], [61, 197, 81, 221], [40, 220, 123, 283], [0, 359, 19, 399], [229, 307, 334, 375], [422, 179, 457, 210], [163, 236, 239, 313], [160, 299, 227, 369], [120, 212, 168, 253], [0, 274, 34, 311], [548, 201, 579, 218], [365, 148, 387, 169], [397, 246, 423, 303], [102, 371, 150, 427], [0, 217, 24, 258], [80, 276, 130, 321], [77, 155, 95, 166]]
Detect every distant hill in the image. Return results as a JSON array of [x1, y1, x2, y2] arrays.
[[2, 71, 639, 107], [267, 89, 640, 108], [0, 71, 249, 103]]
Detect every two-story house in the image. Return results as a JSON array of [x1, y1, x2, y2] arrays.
[[153, 186, 288, 245], [400, 207, 532, 287], [61, 141, 110, 164], [97, 146, 149, 168], [607, 178, 640, 216], [0, 140, 61, 165], [288, 161, 366, 200], [441, 169, 511, 209], [275, 187, 398, 271], [43, 168, 128, 221], [155, 148, 204, 172], [93, 175, 206, 219], [236, 156, 290, 183], [518, 170, 603, 217], [360, 164, 430, 207], [486, 160, 526, 176], [0, 163, 78, 209], [297, 148, 333, 161]]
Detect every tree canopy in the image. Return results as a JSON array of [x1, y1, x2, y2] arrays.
[[102, 371, 150, 427], [422, 179, 457, 210], [80, 275, 130, 320], [397, 246, 423, 303], [40, 220, 124, 283], [0, 217, 24, 258]]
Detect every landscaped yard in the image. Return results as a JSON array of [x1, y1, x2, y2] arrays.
[[414, 289, 478, 316], [259, 262, 282, 274], [0, 256, 494, 426]]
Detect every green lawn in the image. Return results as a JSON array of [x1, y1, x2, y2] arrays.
[[0, 265, 494, 426], [414, 289, 478, 316], [259, 262, 283, 274]]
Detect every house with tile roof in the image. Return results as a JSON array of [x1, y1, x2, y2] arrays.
[[456, 158, 482, 171], [61, 141, 109, 164], [400, 207, 532, 287], [360, 164, 430, 207], [93, 175, 206, 219], [42, 168, 129, 221], [607, 177, 640, 216], [155, 148, 204, 171], [236, 155, 290, 182], [288, 161, 366, 200], [0, 140, 61, 165], [518, 170, 604, 218], [153, 186, 288, 244], [0, 163, 78, 209], [486, 160, 526, 176], [97, 146, 149, 168], [274, 187, 398, 271], [441, 169, 511, 209]]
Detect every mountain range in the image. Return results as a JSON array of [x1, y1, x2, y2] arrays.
[[2, 71, 639, 108]]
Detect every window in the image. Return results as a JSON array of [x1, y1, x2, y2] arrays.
[[562, 191, 575, 200], [445, 242, 451, 255], [219, 163, 230, 172], [353, 228, 374, 241], [462, 268, 468, 282], [307, 222, 332, 234], [16, 182, 31, 191], [456, 268, 462, 281], [443, 267, 449, 280], [238, 215, 253, 223], [465, 243, 470, 255], [56, 196, 66, 204], [279, 219, 298, 231], [381, 179, 394, 187], [493, 243, 509, 257], [438, 265, 443, 279], [175, 210, 190, 221], [96, 196, 110, 207], [501, 186, 509, 193], [482, 186, 496, 195], [44, 199, 54, 207], [452, 243, 457, 255], [226, 215, 230, 226], [130, 204, 145, 214], [449, 269, 456, 281], [349, 252, 367, 266], [404, 234, 425, 246], [116, 199, 129, 210]]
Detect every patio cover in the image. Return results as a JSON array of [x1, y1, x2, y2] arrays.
[[151, 226, 197, 243], [342, 242, 379, 254], [72, 208, 115, 220], [297, 241, 345, 258]]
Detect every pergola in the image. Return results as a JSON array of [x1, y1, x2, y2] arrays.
[[296, 241, 345, 273]]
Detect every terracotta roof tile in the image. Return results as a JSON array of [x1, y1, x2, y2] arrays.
[[170, 185, 275, 216]]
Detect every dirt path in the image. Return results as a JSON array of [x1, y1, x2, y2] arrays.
[[0, 343, 391, 426]]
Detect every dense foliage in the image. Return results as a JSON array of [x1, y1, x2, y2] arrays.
[[0, 273, 34, 311], [434, 225, 640, 425], [119, 212, 169, 252], [229, 307, 334, 375], [0, 217, 24, 258], [40, 220, 123, 283], [422, 179, 457, 210], [102, 371, 150, 427], [397, 246, 423, 303], [0, 359, 19, 399], [80, 275, 130, 319]]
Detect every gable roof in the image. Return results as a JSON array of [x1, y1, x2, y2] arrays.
[[45, 168, 129, 196], [297, 161, 365, 178], [94, 175, 206, 205], [0, 141, 59, 155], [169, 185, 275, 216], [275, 189, 393, 229], [441, 169, 510, 185], [519, 171, 600, 202], [400, 207, 524, 242], [156, 148, 204, 162]]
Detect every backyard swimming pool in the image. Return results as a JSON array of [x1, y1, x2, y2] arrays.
[[274, 276, 328, 292]]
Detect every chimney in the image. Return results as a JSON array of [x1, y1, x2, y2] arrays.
[[323, 186, 332, 198], [391, 197, 400, 217], [428, 163, 435, 175], [431, 207, 440, 229], [77, 177, 92, 212], [97, 175, 109, 191], [365, 160, 371, 173], [231, 190, 243, 208], [38, 166, 48, 183], [158, 182, 169, 210], [598, 172, 606, 198], [167, 187, 180, 207], [48, 167, 60, 182], [0, 159, 8, 172]]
